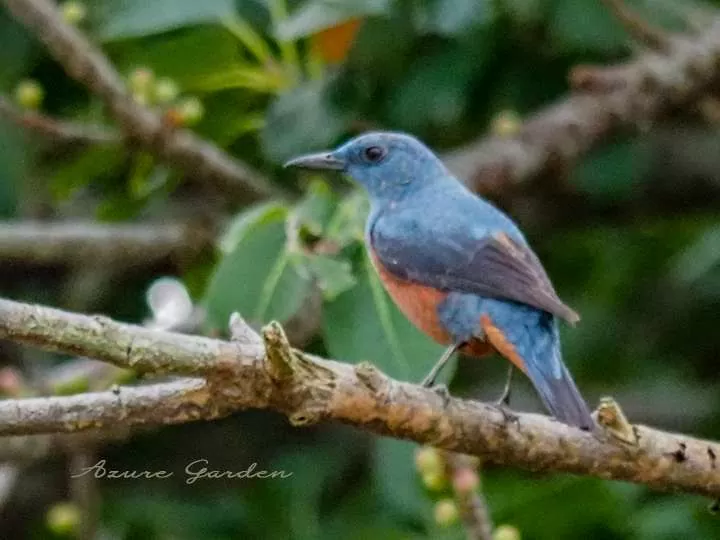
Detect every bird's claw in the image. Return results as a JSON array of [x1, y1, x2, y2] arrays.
[[493, 402, 519, 425], [494, 391, 511, 408], [430, 384, 451, 407]]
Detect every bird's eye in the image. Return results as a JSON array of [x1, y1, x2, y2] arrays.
[[362, 145, 386, 163]]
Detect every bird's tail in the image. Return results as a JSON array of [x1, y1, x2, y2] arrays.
[[482, 304, 594, 430], [527, 358, 594, 431]]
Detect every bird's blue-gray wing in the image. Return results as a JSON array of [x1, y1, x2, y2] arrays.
[[369, 221, 579, 325]]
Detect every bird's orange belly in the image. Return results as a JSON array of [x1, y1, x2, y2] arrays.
[[369, 252, 493, 358], [370, 253, 452, 344]]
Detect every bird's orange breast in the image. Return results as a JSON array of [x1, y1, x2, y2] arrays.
[[369, 252, 453, 344]]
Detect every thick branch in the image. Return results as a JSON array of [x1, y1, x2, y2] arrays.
[[446, 19, 720, 193], [0, 221, 207, 266], [0, 378, 224, 434], [0, 95, 119, 146], [0, 0, 284, 202], [0, 298, 718, 498]]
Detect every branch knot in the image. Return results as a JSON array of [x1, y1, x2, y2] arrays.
[[262, 321, 336, 427], [595, 396, 638, 445], [354, 362, 387, 393]]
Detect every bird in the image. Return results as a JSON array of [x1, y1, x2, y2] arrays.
[[285, 132, 594, 430]]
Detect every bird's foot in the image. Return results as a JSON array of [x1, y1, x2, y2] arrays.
[[493, 389, 511, 408], [421, 372, 437, 388], [493, 401, 519, 425], [493, 365, 513, 408], [420, 343, 462, 388], [430, 384, 451, 407]]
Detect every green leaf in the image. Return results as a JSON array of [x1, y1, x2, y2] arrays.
[[373, 438, 432, 520], [322, 248, 444, 381], [234, 434, 364, 540], [194, 90, 266, 145], [109, 26, 249, 94], [388, 43, 486, 131], [51, 146, 128, 201], [295, 254, 356, 299], [276, 0, 390, 40], [413, 0, 491, 36], [0, 123, 23, 218], [291, 180, 338, 238], [93, 0, 237, 41], [189, 66, 289, 94], [325, 189, 369, 247], [0, 11, 35, 87], [128, 153, 171, 199], [261, 78, 350, 164], [204, 202, 312, 331], [285, 182, 357, 300], [671, 225, 720, 285], [500, 0, 552, 25], [344, 15, 415, 84], [96, 192, 148, 221], [573, 138, 651, 203], [632, 498, 713, 540], [486, 473, 631, 540], [218, 201, 287, 253], [549, 0, 629, 53]]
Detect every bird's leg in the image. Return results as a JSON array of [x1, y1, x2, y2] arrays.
[[494, 365, 514, 406], [492, 365, 519, 424], [421, 343, 461, 388]]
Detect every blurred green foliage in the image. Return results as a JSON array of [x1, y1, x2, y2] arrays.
[[1, 0, 720, 539]]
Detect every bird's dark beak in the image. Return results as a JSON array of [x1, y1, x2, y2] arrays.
[[284, 152, 346, 171]]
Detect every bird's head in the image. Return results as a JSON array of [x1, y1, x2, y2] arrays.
[[284, 132, 448, 204]]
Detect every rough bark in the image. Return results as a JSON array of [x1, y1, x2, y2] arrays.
[[0, 298, 717, 498]]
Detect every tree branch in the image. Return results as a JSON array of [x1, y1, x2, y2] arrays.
[[601, 0, 671, 51], [0, 0, 285, 202], [445, 452, 493, 540], [446, 18, 720, 194], [0, 95, 119, 146], [0, 221, 208, 266], [0, 377, 227, 434], [0, 298, 718, 498]]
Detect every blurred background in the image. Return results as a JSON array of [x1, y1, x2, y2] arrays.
[[0, 0, 719, 538]]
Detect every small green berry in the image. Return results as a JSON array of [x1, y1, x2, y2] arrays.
[[491, 109, 522, 138], [421, 470, 448, 492], [50, 375, 90, 396], [46, 502, 80, 536], [14, 79, 44, 110], [415, 446, 443, 476], [154, 77, 180, 104], [128, 67, 155, 102], [175, 97, 204, 126], [494, 524, 522, 540], [434, 499, 459, 527], [61, 1, 87, 25]]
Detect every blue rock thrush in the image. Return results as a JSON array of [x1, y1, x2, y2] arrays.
[[286, 132, 593, 430]]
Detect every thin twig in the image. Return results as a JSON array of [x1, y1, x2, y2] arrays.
[[0, 298, 718, 498], [601, 0, 672, 50], [0, 0, 285, 202], [445, 452, 493, 540], [0, 95, 119, 146]]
